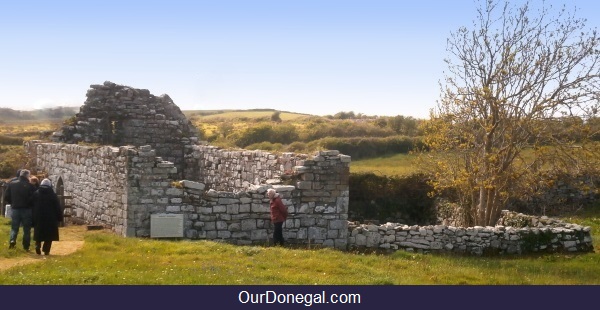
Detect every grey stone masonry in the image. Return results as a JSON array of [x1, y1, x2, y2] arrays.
[[26, 140, 351, 249], [348, 211, 593, 255], [51, 81, 200, 178], [25, 141, 130, 235]]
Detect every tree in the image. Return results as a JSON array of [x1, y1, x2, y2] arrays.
[[271, 111, 282, 122], [423, 0, 600, 226]]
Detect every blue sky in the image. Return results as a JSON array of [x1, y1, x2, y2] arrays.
[[1, 0, 599, 119]]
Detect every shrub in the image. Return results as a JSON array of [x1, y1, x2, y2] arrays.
[[301, 119, 395, 141], [286, 141, 308, 153], [0, 135, 23, 146], [245, 142, 284, 152], [308, 136, 425, 160], [0, 146, 26, 179], [233, 123, 299, 148], [349, 172, 436, 225]]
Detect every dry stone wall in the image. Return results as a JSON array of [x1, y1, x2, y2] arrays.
[[348, 211, 593, 255]]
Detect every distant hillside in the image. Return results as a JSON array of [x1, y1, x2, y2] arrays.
[[0, 106, 78, 122], [183, 109, 313, 121]]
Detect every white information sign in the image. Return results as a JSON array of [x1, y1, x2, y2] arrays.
[[150, 213, 184, 238]]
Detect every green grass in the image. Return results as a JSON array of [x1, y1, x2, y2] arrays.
[[1, 206, 599, 284], [350, 153, 420, 176]]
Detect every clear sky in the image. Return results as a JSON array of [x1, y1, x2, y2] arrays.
[[1, 0, 599, 119]]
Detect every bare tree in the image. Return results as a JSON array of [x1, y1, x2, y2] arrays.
[[423, 0, 600, 226]]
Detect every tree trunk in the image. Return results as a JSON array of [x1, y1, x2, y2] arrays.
[[477, 186, 488, 225], [476, 187, 503, 226]]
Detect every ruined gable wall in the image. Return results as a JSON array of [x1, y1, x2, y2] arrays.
[[51, 81, 199, 176]]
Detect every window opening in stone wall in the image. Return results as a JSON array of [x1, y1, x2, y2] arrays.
[[111, 121, 117, 136]]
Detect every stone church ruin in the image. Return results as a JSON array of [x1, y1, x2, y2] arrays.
[[28, 81, 351, 249], [24, 81, 593, 255]]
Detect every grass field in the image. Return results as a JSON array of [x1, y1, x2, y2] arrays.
[[0, 204, 598, 284], [350, 153, 419, 176], [0, 120, 62, 136], [185, 110, 312, 121]]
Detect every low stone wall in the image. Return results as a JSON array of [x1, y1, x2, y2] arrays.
[[348, 211, 594, 255]]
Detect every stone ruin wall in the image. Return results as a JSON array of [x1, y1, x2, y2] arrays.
[[178, 149, 351, 248], [183, 144, 302, 191], [51, 81, 200, 178], [26, 142, 130, 236], [26, 141, 351, 249]]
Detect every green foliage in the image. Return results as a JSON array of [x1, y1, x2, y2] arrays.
[[270, 111, 282, 122], [499, 212, 532, 228], [330, 111, 357, 119], [309, 136, 425, 160], [286, 141, 308, 153], [383, 115, 422, 136], [349, 172, 436, 225], [0, 146, 27, 179], [301, 119, 395, 141], [232, 123, 300, 147], [245, 141, 284, 151], [519, 230, 556, 253], [0, 135, 23, 146]]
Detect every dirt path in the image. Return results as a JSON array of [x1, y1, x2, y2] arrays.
[[0, 225, 86, 271]]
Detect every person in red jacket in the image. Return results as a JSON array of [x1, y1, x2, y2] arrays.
[[267, 188, 288, 246]]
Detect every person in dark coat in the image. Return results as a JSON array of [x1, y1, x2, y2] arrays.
[[5, 169, 35, 250], [32, 178, 63, 255]]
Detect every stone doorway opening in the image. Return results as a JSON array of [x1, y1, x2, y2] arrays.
[[54, 177, 73, 226]]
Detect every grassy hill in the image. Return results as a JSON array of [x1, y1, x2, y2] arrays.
[[0, 107, 78, 123], [184, 108, 313, 121]]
